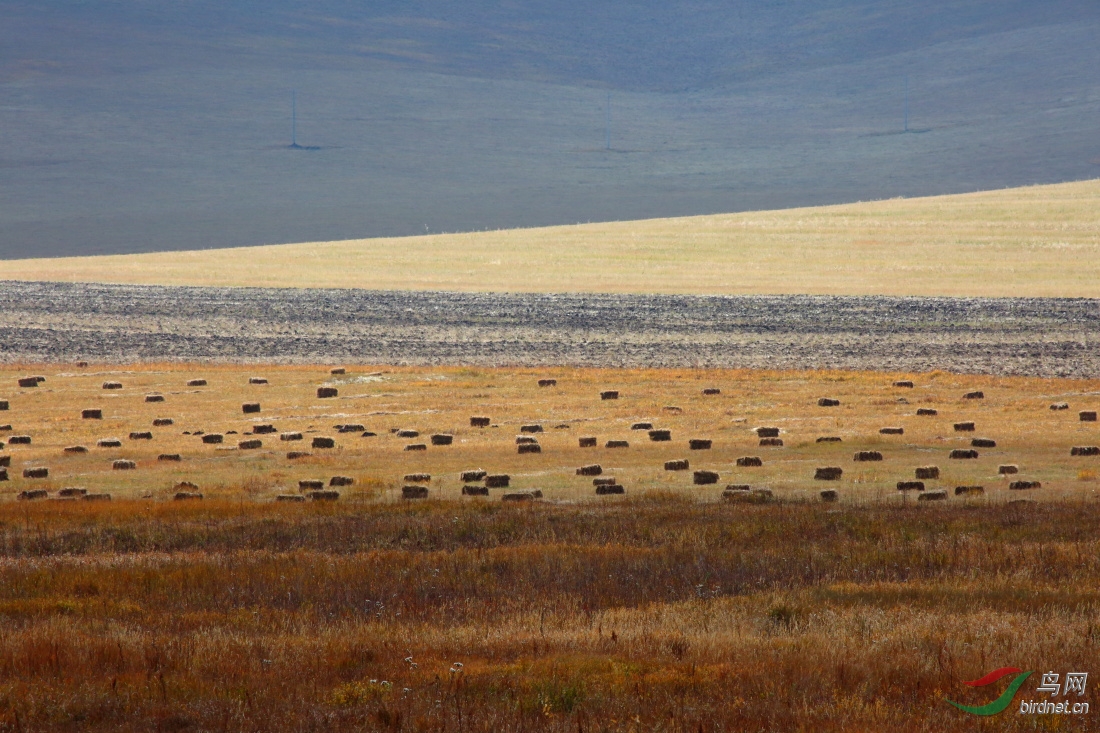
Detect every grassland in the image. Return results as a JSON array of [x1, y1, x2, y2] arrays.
[[2, 363, 1099, 730], [4, 179, 1100, 296]]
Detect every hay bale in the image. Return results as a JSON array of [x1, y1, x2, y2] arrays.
[[689, 439, 713, 450], [819, 489, 839, 502], [853, 451, 883, 462], [915, 466, 940, 479], [337, 424, 365, 433], [702, 388, 721, 395], [153, 418, 174, 426], [576, 464, 603, 476], [814, 467, 843, 480], [896, 481, 925, 492], [402, 486, 429, 499], [916, 408, 938, 416], [58, 488, 87, 498], [0, 424, 9, 431], [158, 454, 182, 462], [693, 470, 719, 485], [818, 398, 840, 407], [330, 367, 346, 375], [431, 434, 454, 446], [396, 429, 419, 438], [514, 434, 537, 444], [955, 485, 984, 496], [64, 445, 88, 454], [298, 480, 325, 492], [17, 377, 39, 388], [736, 456, 763, 467], [918, 490, 948, 502], [174, 492, 203, 501], [726, 488, 774, 504], [485, 474, 511, 488], [725, 484, 751, 492], [102, 381, 122, 390], [600, 390, 619, 400], [0, 468, 6, 481], [605, 440, 629, 449], [404, 473, 431, 483], [112, 460, 136, 470], [280, 432, 303, 442], [520, 424, 544, 434], [538, 378, 557, 387], [879, 427, 903, 435], [950, 449, 979, 459], [593, 478, 617, 486], [187, 379, 207, 387], [461, 470, 487, 482], [311, 437, 335, 449], [665, 459, 689, 471], [998, 464, 1019, 474], [286, 451, 311, 459], [759, 438, 784, 447], [309, 490, 340, 501], [1081, 411, 1098, 422], [276, 494, 306, 502], [145, 394, 165, 403], [83, 493, 111, 501], [893, 380, 915, 388], [242, 403, 261, 414], [316, 387, 338, 399], [755, 427, 780, 438], [8, 435, 31, 445], [648, 429, 672, 442], [502, 492, 533, 502], [361, 431, 377, 438], [0, 401, 7, 410], [23, 467, 49, 479], [631, 422, 653, 431], [405, 443, 427, 451], [1050, 402, 1069, 411], [0, 456, 8, 467], [1009, 480, 1042, 491], [82, 409, 103, 419], [327, 476, 352, 487], [129, 431, 153, 440], [251, 424, 276, 435], [518, 443, 542, 454], [579, 436, 598, 448], [249, 377, 268, 385], [470, 416, 491, 427], [953, 422, 976, 432], [971, 438, 996, 448], [18, 489, 48, 500], [238, 439, 262, 450], [96, 438, 122, 448], [816, 436, 842, 443], [1072, 446, 1100, 456], [964, 391, 984, 400], [596, 484, 625, 495], [462, 485, 489, 496], [201, 434, 223, 445]]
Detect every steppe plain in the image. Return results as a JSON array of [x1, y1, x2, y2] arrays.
[[0, 181, 1098, 731]]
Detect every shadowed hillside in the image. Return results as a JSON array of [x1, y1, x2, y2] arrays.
[[2, 1, 1099, 257]]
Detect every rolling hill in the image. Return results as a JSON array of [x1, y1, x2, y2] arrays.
[[2, 1, 1099, 258]]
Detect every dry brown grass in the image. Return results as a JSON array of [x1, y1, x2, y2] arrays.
[[1, 363, 1099, 730], [3, 179, 1100, 296]]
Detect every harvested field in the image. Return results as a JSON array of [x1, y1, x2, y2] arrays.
[[1, 282, 1099, 376]]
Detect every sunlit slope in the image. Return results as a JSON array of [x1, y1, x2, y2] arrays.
[[6, 179, 1099, 297]]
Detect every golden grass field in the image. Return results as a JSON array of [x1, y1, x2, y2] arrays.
[[0, 364, 1099, 730], [4, 179, 1100, 296]]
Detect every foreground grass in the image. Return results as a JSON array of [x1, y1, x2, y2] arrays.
[[2, 179, 1099, 296], [0, 498, 1096, 731]]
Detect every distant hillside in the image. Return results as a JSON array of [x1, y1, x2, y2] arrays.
[[1, 1, 1098, 257]]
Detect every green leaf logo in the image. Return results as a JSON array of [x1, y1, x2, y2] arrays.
[[947, 669, 1033, 716]]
